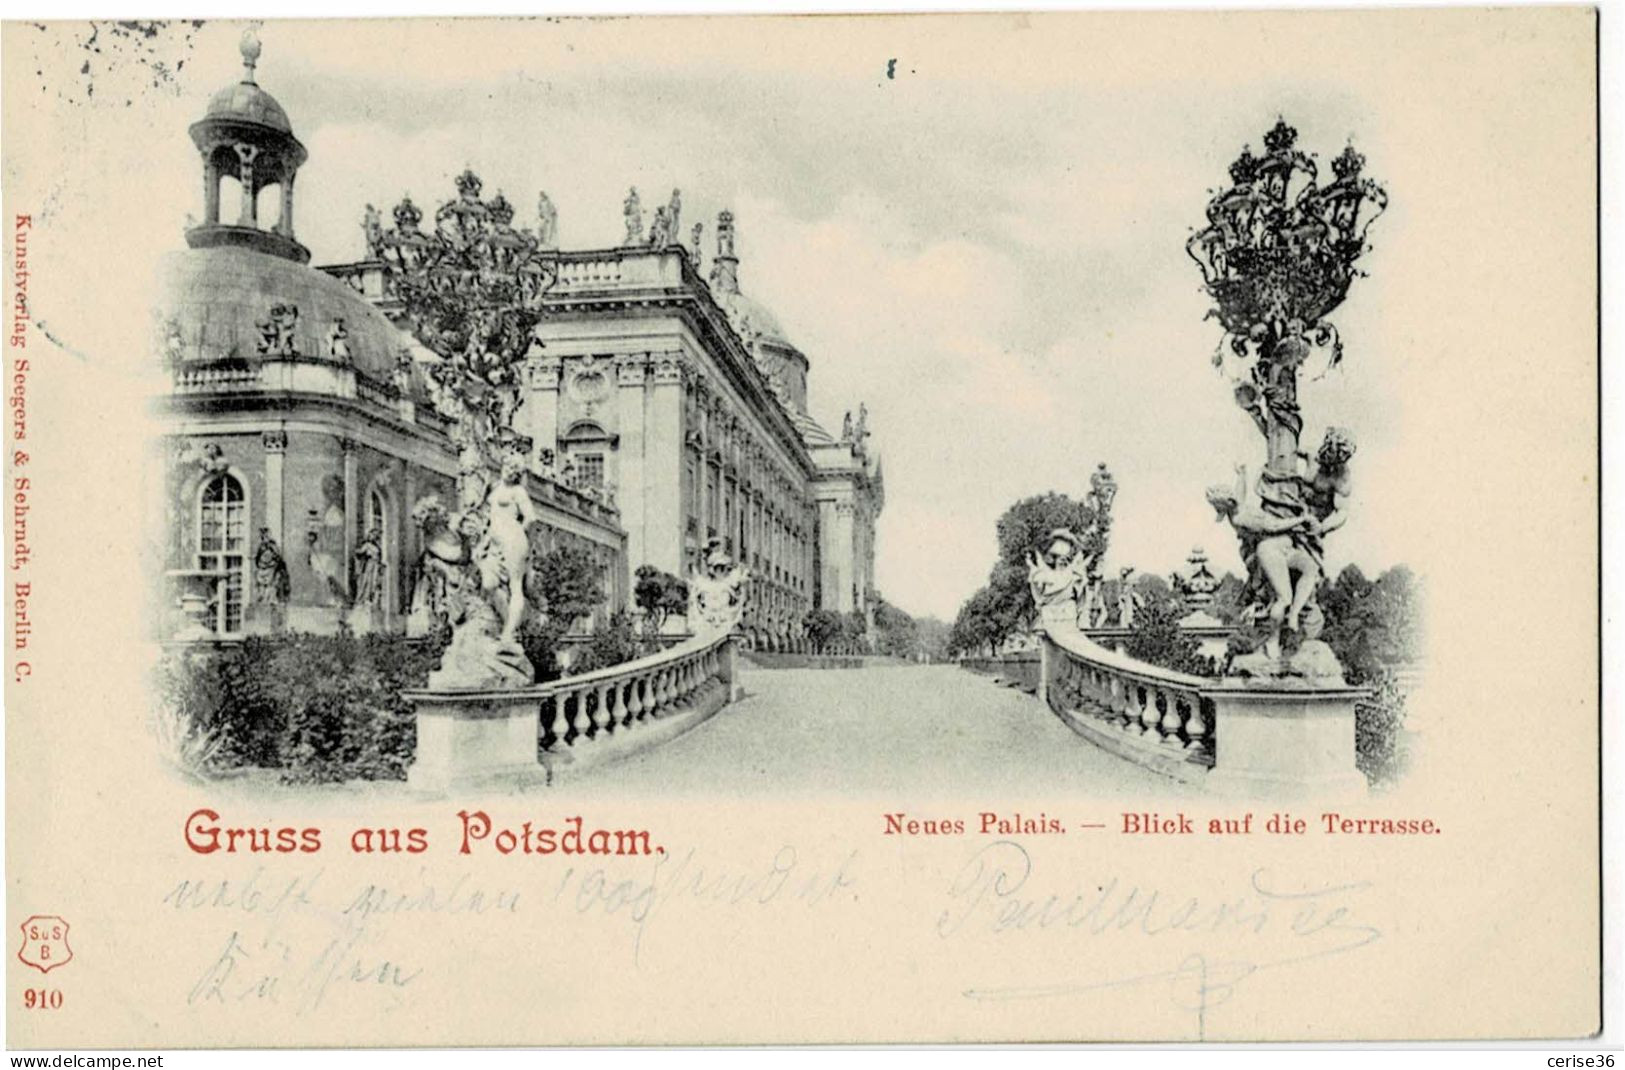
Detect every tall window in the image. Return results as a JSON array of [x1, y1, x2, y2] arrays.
[[197, 473, 247, 634], [578, 453, 605, 488]]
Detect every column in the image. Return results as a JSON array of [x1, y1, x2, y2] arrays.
[[341, 436, 357, 599], [278, 167, 296, 238], [402, 463, 417, 619], [519, 356, 563, 467], [262, 430, 287, 545], [645, 352, 687, 576], [615, 353, 649, 571], [234, 143, 259, 227], [203, 155, 221, 226], [694, 382, 711, 549]]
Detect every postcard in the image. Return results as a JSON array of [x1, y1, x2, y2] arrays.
[[2, 9, 1600, 1046]]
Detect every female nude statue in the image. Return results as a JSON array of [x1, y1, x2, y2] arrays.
[[479, 452, 536, 643]]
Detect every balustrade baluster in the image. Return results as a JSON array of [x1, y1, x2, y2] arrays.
[[626, 675, 645, 723], [566, 687, 588, 743], [680, 658, 696, 702], [612, 681, 630, 728], [538, 695, 558, 751], [593, 684, 612, 735], [646, 670, 664, 717], [1141, 687, 1162, 736], [1185, 697, 1213, 758], [1122, 683, 1142, 729], [1161, 691, 1188, 747], [644, 671, 660, 717]]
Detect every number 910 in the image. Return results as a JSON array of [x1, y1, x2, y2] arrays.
[[23, 988, 63, 1009]]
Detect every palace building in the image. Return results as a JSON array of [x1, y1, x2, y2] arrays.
[[155, 36, 882, 653]]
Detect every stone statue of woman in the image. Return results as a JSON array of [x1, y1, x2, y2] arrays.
[[252, 527, 290, 607], [535, 191, 558, 248], [353, 524, 385, 608], [479, 452, 536, 644], [623, 187, 644, 245]]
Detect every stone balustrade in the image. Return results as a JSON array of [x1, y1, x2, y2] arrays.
[[172, 361, 264, 392], [551, 248, 688, 292], [538, 632, 729, 754], [1037, 623, 1369, 797], [553, 256, 625, 289], [404, 630, 740, 792]]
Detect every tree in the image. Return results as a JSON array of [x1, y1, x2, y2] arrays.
[[872, 598, 919, 659], [1318, 564, 1421, 685], [994, 489, 1115, 578], [529, 543, 606, 628], [515, 543, 609, 681], [576, 609, 642, 674], [1123, 600, 1211, 676], [633, 565, 688, 639], [948, 585, 1022, 657], [804, 609, 843, 655], [1209, 571, 1248, 625], [844, 609, 870, 653], [914, 617, 951, 662]]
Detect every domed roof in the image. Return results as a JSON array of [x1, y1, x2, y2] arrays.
[[199, 32, 292, 135], [717, 288, 791, 349], [790, 408, 836, 447], [204, 79, 292, 134], [157, 245, 416, 387]]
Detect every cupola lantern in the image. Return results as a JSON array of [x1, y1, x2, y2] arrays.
[[185, 30, 310, 263]]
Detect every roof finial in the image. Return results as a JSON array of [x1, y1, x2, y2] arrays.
[[240, 29, 262, 85]]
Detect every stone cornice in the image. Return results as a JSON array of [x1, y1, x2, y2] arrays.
[[541, 250, 813, 476]]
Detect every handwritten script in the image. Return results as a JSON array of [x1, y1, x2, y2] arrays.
[[942, 840, 1383, 1038]]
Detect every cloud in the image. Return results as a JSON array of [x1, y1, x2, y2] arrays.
[[112, 17, 1440, 621]]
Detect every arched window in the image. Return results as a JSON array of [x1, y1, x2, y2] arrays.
[[196, 472, 248, 634]]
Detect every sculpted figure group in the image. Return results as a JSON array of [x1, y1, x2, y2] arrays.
[[688, 538, 750, 638], [1207, 426, 1356, 679]]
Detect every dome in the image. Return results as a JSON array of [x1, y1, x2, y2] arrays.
[[717, 288, 791, 349], [158, 245, 416, 387], [198, 31, 293, 135], [203, 79, 293, 134], [790, 409, 836, 447]]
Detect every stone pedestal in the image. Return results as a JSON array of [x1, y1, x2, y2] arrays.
[[1204, 685, 1368, 799], [403, 687, 549, 793]]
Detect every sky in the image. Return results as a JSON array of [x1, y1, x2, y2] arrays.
[[11, 12, 1532, 621]]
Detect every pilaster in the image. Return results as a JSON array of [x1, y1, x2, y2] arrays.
[[615, 353, 649, 572]]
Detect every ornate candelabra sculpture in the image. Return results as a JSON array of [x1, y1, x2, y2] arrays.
[[1188, 120, 1386, 680], [375, 169, 561, 688]]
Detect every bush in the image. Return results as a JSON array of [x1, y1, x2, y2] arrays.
[[1124, 601, 1214, 677], [1355, 667, 1409, 788], [572, 610, 643, 674], [153, 631, 445, 785]]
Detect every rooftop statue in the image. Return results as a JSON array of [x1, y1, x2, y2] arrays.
[[648, 205, 671, 247], [535, 191, 558, 249], [362, 203, 384, 258], [623, 187, 644, 245]]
